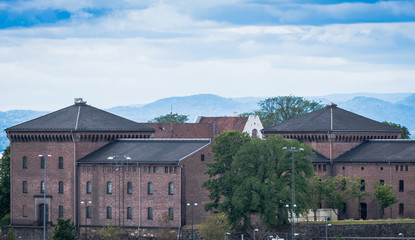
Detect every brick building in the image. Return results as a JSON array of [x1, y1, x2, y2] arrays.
[[6, 99, 263, 237], [262, 103, 415, 220]]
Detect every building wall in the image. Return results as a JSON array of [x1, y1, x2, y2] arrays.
[[243, 115, 264, 139], [78, 164, 182, 229], [181, 146, 214, 225]]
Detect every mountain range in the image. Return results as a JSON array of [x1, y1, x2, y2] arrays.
[[1, 93, 414, 151]]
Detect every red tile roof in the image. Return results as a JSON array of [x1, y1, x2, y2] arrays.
[[142, 123, 214, 139], [197, 117, 248, 136]]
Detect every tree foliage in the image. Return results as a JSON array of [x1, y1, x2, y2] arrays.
[[254, 96, 323, 128], [52, 218, 78, 240], [199, 213, 233, 240], [102, 222, 119, 240], [156, 212, 177, 240], [0, 146, 10, 220], [372, 181, 398, 219], [148, 113, 189, 123], [382, 121, 410, 139], [203, 132, 314, 227]]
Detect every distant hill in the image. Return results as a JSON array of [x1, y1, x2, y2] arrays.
[[1, 93, 414, 152]]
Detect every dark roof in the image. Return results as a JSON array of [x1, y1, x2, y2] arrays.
[[142, 123, 214, 139], [6, 102, 154, 133], [309, 151, 330, 163], [335, 140, 415, 163], [263, 104, 401, 134], [77, 139, 211, 164], [197, 117, 248, 136]]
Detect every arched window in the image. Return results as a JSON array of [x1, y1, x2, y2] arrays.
[[147, 207, 153, 220], [168, 207, 174, 220], [379, 179, 384, 185], [148, 182, 153, 195], [168, 182, 174, 195], [107, 207, 112, 219]]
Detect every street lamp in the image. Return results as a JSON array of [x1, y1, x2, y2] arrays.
[[81, 199, 92, 240], [253, 228, 258, 240], [283, 147, 303, 240], [38, 154, 51, 240], [186, 202, 198, 240], [224, 232, 231, 240], [325, 223, 331, 240], [399, 233, 404, 239]]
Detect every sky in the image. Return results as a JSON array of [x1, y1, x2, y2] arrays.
[[0, 0, 415, 111]]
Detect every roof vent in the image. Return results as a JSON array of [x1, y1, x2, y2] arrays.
[[74, 98, 87, 105]]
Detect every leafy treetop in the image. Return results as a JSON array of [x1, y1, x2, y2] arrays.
[[148, 113, 189, 123]]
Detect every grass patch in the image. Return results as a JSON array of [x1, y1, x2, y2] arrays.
[[299, 219, 415, 225]]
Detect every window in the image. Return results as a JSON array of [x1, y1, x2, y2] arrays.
[[168, 207, 174, 220], [361, 166, 364, 171], [360, 179, 365, 191], [23, 181, 28, 193], [380, 167, 384, 171], [59, 181, 64, 194], [107, 182, 112, 194], [59, 157, 63, 169], [342, 166, 345, 170], [147, 207, 153, 220], [399, 180, 404, 192], [380, 179, 384, 185], [165, 167, 168, 173], [405, 165, 408, 171], [59, 206, 64, 218], [127, 207, 132, 219], [323, 165, 326, 171], [41, 181, 45, 193], [168, 182, 174, 195], [148, 182, 153, 195], [252, 129, 258, 138], [23, 205, 27, 217], [127, 182, 132, 194], [86, 181, 92, 194], [201, 154, 205, 162], [396, 165, 399, 171], [86, 206, 91, 219], [399, 203, 404, 216], [40, 156, 45, 169], [169, 167, 173, 173], [23, 156, 27, 169], [174, 167, 177, 173], [401, 165, 404, 171], [107, 207, 112, 219], [144, 167, 148, 173], [318, 165, 321, 171], [153, 166, 157, 173]]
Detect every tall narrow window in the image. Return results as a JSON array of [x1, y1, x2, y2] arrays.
[[147, 207, 153, 220], [168, 182, 174, 195], [23, 156, 27, 169], [23, 181, 28, 193], [40, 156, 45, 169], [107, 182, 112, 194], [148, 182, 153, 195], [41, 181, 45, 193], [399, 180, 404, 192], [165, 166, 168, 173], [399, 203, 404, 216], [127, 207, 132, 219], [168, 207, 174, 220], [59, 157, 64, 169], [86, 181, 92, 194], [360, 179, 365, 191], [58, 181, 64, 194], [59, 206, 64, 218], [86, 206, 91, 218], [107, 207, 112, 219], [201, 154, 205, 162], [127, 181, 132, 194]]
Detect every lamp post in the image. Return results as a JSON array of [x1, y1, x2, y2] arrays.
[[39, 154, 51, 240], [81, 199, 92, 240], [224, 232, 230, 240], [253, 229, 258, 240], [399, 233, 404, 239], [283, 147, 303, 240], [187, 202, 198, 240], [325, 223, 331, 240]]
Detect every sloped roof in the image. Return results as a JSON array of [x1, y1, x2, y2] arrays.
[[77, 139, 211, 164], [197, 117, 248, 136], [335, 140, 415, 163], [6, 102, 154, 133], [309, 151, 330, 163], [142, 123, 213, 138], [263, 104, 401, 134]]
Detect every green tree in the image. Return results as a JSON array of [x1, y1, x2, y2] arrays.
[[309, 174, 327, 221], [202, 131, 251, 214], [0, 146, 10, 220], [348, 177, 370, 218], [255, 96, 323, 128], [323, 176, 355, 216], [382, 121, 410, 139], [148, 113, 189, 123], [102, 222, 119, 240], [156, 212, 176, 240], [199, 213, 233, 240], [52, 218, 78, 240], [373, 181, 398, 219]]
